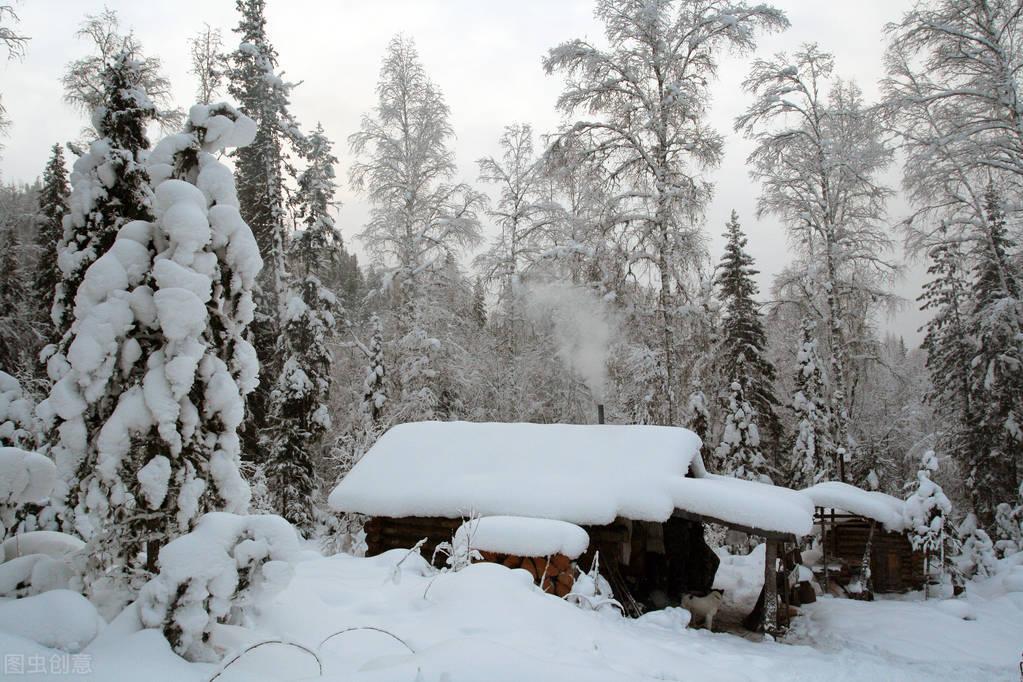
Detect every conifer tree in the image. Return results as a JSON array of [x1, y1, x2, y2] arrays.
[[33, 144, 69, 333], [0, 228, 33, 371], [265, 124, 341, 530], [903, 450, 953, 587], [714, 211, 780, 466], [226, 0, 306, 457], [918, 225, 974, 489], [964, 189, 1023, 528], [50, 51, 157, 342], [45, 100, 261, 609], [788, 318, 834, 487], [361, 312, 387, 429], [714, 380, 768, 481]]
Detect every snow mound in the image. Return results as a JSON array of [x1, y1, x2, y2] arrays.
[[329, 421, 702, 525], [455, 516, 589, 559], [0, 589, 104, 651], [800, 481, 906, 531], [0, 447, 56, 506], [936, 599, 976, 620], [0, 553, 74, 597], [0, 531, 84, 562]]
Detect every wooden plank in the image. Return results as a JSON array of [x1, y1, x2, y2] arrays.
[[671, 509, 798, 543], [763, 539, 778, 637]]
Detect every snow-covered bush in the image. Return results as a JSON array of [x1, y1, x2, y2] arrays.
[[993, 496, 1022, 558], [904, 451, 952, 554], [0, 553, 75, 598], [434, 514, 483, 571], [955, 513, 998, 579], [0, 371, 40, 450], [0, 447, 56, 539], [139, 512, 299, 661], [566, 551, 621, 615]]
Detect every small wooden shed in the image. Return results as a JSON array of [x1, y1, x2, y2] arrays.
[[801, 482, 922, 594], [330, 421, 816, 634]]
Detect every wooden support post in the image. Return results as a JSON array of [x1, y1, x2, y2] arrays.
[[819, 507, 828, 594], [763, 538, 778, 638]]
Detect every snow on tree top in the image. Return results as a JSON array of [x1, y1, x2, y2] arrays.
[[801, 481, 907, 531], [330, 421, 816, 536]]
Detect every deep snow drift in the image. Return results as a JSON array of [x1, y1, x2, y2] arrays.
[[1, 542, 1019, 681]]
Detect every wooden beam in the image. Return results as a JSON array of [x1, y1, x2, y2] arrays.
[[763, 538, 778, 638], [671, 509, 799, 544]]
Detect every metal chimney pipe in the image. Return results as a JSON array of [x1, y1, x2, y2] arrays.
[[597, 404, 605, 425]]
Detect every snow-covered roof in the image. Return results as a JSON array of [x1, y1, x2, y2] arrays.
[[329, 421, 817, 537], [671, 473, 816, 538], [455, 516, 590, 559], [801, 481, 907, 532], [329, 421, 702, 526]]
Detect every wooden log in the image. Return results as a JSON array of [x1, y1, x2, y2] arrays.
[[503, 555, 521, 569], [552, 554, 571, 572]]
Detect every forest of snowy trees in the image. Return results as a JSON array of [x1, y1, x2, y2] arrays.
[[0, 0, 1021, 654]]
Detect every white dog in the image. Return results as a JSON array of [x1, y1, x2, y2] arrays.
[[681, 589, 724, 631]]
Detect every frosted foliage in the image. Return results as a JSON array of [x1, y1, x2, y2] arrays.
[[138, 512, 299, 661]]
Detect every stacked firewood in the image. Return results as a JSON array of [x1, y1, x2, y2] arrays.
[[477, 551, 576, 597]]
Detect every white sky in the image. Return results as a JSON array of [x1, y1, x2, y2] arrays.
[[1, 0, 928, 344]]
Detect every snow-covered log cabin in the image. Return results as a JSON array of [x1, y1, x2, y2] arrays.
[[329, 421, 820, 632], [802, 482, 925, 594]]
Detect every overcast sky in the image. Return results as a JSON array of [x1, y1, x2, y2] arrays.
[[1, 0, 929, 344]]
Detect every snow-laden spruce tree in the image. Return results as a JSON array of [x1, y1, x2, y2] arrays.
[[33, 143, 70, 338], [543, 0, 788, 425], [918, 227, 975, 474], [50, 51, 157, 342], [225, 0, 310, 467], [264, 123, 341, 530], [904, 450, 953, 587], [715, 381, 768, 482], [43, 99, 261, 609], [737, 45, 895, 481], [226, 0, 302, 319], [43, 51, 158, 534], [349, 35, 482, 421], [963, 189, 1022, 528], [955, 513, 997, 579], [713, 211, 779, 468], [787, 318, 834, 488]]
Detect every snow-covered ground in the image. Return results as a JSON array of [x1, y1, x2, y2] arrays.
[[2, 543, 1019, 681]]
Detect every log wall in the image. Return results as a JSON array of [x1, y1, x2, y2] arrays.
[[824, 517, 925, 592]]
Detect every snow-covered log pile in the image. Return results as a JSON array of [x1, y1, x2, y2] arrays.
[[452, 516, 590, 597]]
